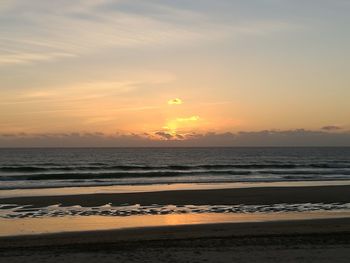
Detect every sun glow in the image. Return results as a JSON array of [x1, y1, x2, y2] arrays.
[[163, 116, 200, 136]]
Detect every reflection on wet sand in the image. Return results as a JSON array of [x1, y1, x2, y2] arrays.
[[1, 211, 350, 237]]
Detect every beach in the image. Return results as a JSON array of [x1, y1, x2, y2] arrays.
[[1, 218, 350, 262], [1, 184, 350, 262]]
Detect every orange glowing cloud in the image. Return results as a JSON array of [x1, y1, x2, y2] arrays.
[[163, 116, 200, 134], [175, 116, 200, 122], [167, 98, 183, 105]]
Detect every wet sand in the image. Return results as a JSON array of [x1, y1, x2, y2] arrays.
[[1, 185, 350, 262], [1, 218, 350, 262], [1, 185, 350, 207], [2, 180, 350, 198]]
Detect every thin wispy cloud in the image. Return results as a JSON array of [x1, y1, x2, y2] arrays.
[[0, 0, 301, 65], [0, 52, 76, 65], [176, 116, 200, 122], [1, 70, 175, 105]]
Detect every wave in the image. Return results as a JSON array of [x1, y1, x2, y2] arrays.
[[260, 169, 350, 175], [1, 169, 350, 182], [2, 163, 350, 173], [0, 170, 253, 181]]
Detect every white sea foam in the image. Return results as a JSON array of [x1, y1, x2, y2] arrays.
[[1, 203, 350, 219]]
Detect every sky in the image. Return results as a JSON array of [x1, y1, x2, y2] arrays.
[[1, 0, 349, 146]]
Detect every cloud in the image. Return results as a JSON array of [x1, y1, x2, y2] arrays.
[[0, 1, 216, 65], [321, 125, 342, 131], [154, 131, 185, 141], [155, 131, 174, 140], [1, 129, 350, 147], [0, 70, 174, 107], [167, 98, 183, 105], [0, 1, 300, 65], [0, 52, 76, 65], [162, 116, 200, 133], [175, 116, 199, 122]]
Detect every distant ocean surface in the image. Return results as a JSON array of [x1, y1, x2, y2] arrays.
[[0, 147, 350, 190]]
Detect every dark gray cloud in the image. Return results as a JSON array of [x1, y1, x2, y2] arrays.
[[1, 129, 350, 147], [155, 131, 174, 140], [322, 125, 342, 131]]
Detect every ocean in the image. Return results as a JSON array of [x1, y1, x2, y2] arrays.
[[1, 147, 350, 190]]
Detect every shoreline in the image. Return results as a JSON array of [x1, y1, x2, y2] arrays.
[[2, 184, 350, 207], [1, 180, 350, 198]]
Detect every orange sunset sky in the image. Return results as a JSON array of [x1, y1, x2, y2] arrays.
[[1, 0, 349, 146]]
